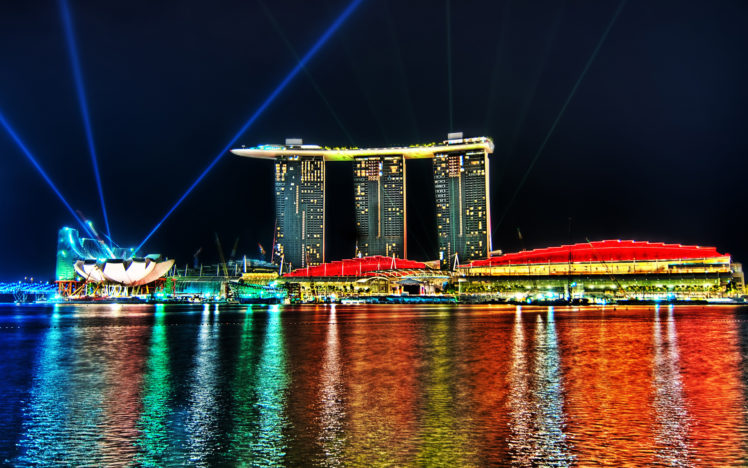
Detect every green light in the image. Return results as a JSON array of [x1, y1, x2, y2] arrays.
[[227, 306, 289, 463], [251, 307, 289, 463], [228, 310, 257, 459], [135, 312, 172, 465], [16, 317, 71, 464]]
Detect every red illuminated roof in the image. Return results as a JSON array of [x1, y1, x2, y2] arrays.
[[465, 240, 728, 267], [285, 256, 430, 277]]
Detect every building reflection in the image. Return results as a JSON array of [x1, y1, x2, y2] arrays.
[[507, 307, 532, 465], [508, 308, 573, 465], [278, 305, 327, 462], [18, 307, 150, 465], [531, 309, 573, 465], [416, 310, 474, 465], [250, 305, 290, 464], [228, 306, 256, 456], [98, 309, 149, 464], [342, 305, 419, 465], [16, 314, 72, 464], [560, 306, 656, 464], [676, 306, 747, 463], [462, 306, 514, 464], [10, 303, 748, 466], [136, 306, 174, 465], [319, 305, 345, 464], [652, 306, 691, 464], [186, 306, 221, 464]]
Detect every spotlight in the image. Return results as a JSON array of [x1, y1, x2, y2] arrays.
[[0, 110, 99, 243], [135, 0, 365, 254], [59, 0, 112, 245]]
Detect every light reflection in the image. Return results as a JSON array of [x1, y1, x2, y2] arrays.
[[531, 310, 573, 465], [462, 305, 513, 464], [676, 306, 747, 463], [319, 306, 345, 463], [251, 305, 289, 464], [228, 306, 257, 459], [136, 310, 173, 465], [16, 315, 71, 464], [560, 306, 657, 464], [417, 312, 472, 465], [344, 304, 419, 465], [58, 319, 109, 463], [652, 306, 691, 464], [7, 303, 748, 466], [508, 305, 531, 464], [508, 310, 573, 466], [99, 313, 148, 463], [186, 307, 220, 464]]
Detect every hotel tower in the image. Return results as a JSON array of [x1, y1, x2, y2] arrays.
[[232, 134, 493, 270], [433, 141, 491, 267], [353, 155, 406, 258]]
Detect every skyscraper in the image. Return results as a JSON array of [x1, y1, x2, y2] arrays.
[[353, 155, 406, 257], [233, 134, 493, 270], [274, 154, 325, 269], [433, 142, 491, 268]]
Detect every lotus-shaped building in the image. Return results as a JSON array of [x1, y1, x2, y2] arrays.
[[74, 257, 175, 286], [56, 227, 174, 286]]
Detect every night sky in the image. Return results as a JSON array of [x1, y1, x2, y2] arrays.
[[1, 0, 747, 280]]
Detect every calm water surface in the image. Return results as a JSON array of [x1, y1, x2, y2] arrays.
[[1, 303, 747, 466]]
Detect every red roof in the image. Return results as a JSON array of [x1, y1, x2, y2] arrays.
[[284, 255, 429, 277], [465, 240, 728, 267]]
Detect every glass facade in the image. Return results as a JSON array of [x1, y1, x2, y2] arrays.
[[353, 155, 406, 258], [433, 149, 491, 268], [274, 155, 325, 269], [55, 228, 78, 281]]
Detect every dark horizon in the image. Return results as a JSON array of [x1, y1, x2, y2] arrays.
[[1, 0, 747, 280]]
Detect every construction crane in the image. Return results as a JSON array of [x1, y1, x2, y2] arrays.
[[230, 236, 240, 260], [214, 233, 230, 278]]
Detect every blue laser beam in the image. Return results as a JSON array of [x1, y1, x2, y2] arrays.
[[492, 0, 627, 236], [135, 0, 365, 254], [58, 0, 112, 246], [0, 110, 109, 253]]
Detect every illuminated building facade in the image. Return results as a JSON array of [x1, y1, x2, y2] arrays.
[[458, 240, 744, 300], [274, 154, 325, 269], [233, 135, 494, 269], [433, 142, 491, 267], [54, 226, 173, 293], [353, 155, 406, 257]]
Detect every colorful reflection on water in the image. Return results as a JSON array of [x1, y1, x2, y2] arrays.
[[2, 303, 748, 465]]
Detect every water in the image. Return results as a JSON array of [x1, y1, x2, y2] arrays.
[[1, 303, 747, 466]]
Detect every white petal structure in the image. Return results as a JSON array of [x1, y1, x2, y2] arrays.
[[132, 259, 175, 286], [75, 260, 107, 283], [74, 258, 174, 286], [125, 259, 157, 285]]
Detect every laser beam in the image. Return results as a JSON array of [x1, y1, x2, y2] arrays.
[[59, 0, 112, 246], [492, 0, 627, 236], [257, 0, 356, 146], [0, 110, 103, 247], [135, 0, 366, 254]]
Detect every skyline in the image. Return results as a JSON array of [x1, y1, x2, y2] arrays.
[[1, 0, 747, 279]]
